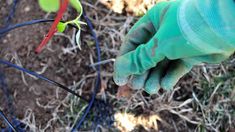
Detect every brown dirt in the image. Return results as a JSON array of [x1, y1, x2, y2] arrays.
[[0, 0, 95, 129]]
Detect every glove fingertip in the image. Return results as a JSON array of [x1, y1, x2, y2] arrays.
[[144, 83, 160, 95], [130, 72, 149, 90], [145, 86, 159, 95], [130, 82, 143, 90], [161, 79, 174, 91], [113, 75, 129, 86]]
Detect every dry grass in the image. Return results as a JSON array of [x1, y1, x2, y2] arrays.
[[81, 1, 235, 131], [1, 0, 234, 132]]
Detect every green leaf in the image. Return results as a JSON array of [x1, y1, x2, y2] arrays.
[[57, 22, 67, 32], [39, 0, 60, 12], [69, 0, 82, 13]]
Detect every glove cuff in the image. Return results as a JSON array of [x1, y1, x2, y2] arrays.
[[178, 0, 235, 51]]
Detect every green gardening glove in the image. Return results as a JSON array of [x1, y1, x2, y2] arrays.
[[113, 0, 235, 94]]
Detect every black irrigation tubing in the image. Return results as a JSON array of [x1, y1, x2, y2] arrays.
[[0, 59, 89, 103], [71, 9, 101, 131], [4, 0, 19, 26], [0, 110, 17, 132], [0, 19, 78, 36]]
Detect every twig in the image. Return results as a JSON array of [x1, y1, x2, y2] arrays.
[[89, 58, 115, 67]]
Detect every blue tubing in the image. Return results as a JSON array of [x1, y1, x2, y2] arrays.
[[0, 110, 17, 132], [71, 9, 102, 131]]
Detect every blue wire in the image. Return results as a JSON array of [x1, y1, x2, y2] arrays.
[[4, 0, 19, 26], [0, 59, 88, 102], [0, 19, 78, 37], [0, 110, 17, 132], [0, 19, 54, 35], [72, 9, 101, 131]]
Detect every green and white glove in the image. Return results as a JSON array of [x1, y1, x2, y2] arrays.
[[113, 0, 235, 94]]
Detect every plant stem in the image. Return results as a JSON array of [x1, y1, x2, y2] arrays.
[[35, 0, 69, 53]]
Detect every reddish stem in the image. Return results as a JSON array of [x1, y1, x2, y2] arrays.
[[35, 0, 69, 53]]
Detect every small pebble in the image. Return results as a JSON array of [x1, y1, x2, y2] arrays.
[[3, 39, 7, 43], [7, 34, 12, 38], [24, 6, 31, 12]]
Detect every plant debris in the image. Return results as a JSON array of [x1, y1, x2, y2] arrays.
[[117, 85, 133, 99], [99, 0, 162, 16]]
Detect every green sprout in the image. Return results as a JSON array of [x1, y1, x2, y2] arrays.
[[38, 0, 86, 33]]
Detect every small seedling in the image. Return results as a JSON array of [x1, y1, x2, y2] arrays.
[[36, 0, 86, 53], [56, 0, 86, 33]]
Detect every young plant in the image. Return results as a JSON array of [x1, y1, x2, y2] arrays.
[[36, 0, 85, 53]]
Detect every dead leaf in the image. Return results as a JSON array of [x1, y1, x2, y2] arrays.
[[116, 85, 133, 99], [97, 78, 108, 95], [99, 0, 165, 16], [114, 112, 162, 131], [99, 0, 124, 14]]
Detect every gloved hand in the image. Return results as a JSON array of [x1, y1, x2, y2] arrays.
[[113, 0, 235, 94]]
